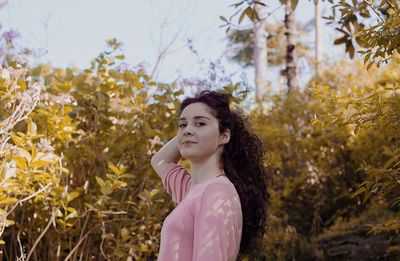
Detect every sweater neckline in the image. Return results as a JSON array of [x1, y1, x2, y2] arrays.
[[190, 175, 227, 189]]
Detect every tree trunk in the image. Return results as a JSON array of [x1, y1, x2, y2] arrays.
[[284, 1, 299, 93], [315, 0, 321, 78], [254, 1, 269, 102]]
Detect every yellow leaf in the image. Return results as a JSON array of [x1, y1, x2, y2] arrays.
[[311, 119, 320, 126], [56, 208, 63, 217], [322, 85, 330, 92], [31, 134, 46, 141], [121, 228, 130, 241], [140, 244, 148, 253], [108, 164, 121, 176], [95, 177, 105, 187], [67, 191, 80, 202], [35, 109, 52, 116], [150, 189, 159, 198], [18, 148, 32, 162], [0, 198, 17, 205], [31, 145, 37, 160], [66, 208, 78, 219], [17, 78, 27, 90], [31, 159, 50, 168], [67, 207, 76, 213], [53, 186, 65, 192], [12, 156, 27, 169], [64, 106, 73, 114], [0, 240, 5, 245], [100, 186, 113, 196], [116, 180, 127, 188], [11, 134, 23, 146]]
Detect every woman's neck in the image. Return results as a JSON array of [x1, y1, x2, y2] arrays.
[[189, 155, 224, 186]]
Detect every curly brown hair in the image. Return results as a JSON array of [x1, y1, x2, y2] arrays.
[[180, 90, 269, 259]]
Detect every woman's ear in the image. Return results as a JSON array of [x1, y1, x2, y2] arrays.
[[219, 129, 231, 145]]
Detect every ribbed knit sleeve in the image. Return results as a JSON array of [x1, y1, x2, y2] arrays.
[[160, 162, 191, 204]]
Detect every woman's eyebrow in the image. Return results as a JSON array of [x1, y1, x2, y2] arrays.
[[178, 116, 210, 121]]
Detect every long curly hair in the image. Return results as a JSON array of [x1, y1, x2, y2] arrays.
[[180, 90, 269, 258]]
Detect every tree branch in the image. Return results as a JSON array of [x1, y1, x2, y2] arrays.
[[26, 210, 55, 261], [362, 0, 384, 22]]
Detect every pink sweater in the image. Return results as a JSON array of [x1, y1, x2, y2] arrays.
[[157, 162, 243, 261]]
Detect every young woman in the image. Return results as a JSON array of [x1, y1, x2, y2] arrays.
[[151, 90, 268, 260]]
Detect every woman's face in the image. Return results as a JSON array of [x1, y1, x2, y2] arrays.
[[177, 102, 230, 162]]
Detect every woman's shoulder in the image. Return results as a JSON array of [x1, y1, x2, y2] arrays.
[[195, 178, 240, 205], [189, 178, 241, 216], [185, 177, 239, 205]]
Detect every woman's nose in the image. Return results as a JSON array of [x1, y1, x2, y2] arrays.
[[183, 126, 193, 136]]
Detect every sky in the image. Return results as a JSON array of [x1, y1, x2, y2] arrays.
[[0, 0, 347, 94]]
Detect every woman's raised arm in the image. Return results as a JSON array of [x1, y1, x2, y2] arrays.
[[150, 136, 182, 178]]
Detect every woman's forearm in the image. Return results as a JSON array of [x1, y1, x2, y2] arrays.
[[151, 136, 182, 168]]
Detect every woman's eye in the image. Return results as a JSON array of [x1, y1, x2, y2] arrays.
[[179, 122, 204, 128]]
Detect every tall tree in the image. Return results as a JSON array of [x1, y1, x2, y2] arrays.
[[224, 1, 309, 94], [284, 0, 299, 93], [315, 0, 322, 78], [254, 1, 269, 102]]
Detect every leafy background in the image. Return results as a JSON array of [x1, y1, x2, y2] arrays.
[[1, 0, 400, 260]]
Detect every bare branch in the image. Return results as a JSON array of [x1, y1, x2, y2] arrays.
[[26, 210, 56, 261]]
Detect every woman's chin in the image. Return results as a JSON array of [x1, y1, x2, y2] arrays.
[[180, 152, 194, 160], [180, 152, 200, 161]]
